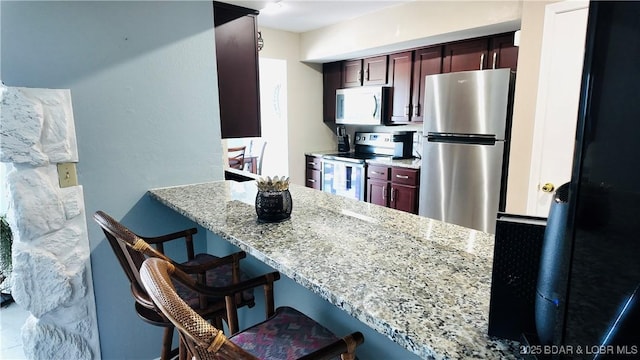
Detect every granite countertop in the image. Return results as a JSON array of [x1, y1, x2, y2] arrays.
[[148, 180, 520, 359], [305, 151, 421, 169]]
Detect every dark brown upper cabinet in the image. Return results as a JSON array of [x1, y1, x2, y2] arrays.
[[411, 46, 443, 123], [490, 33, 519, 71], [442, 37, 490, 73], [213, 1, 261, 139], [442, 32, 519, 73], [321, 32, 517, 125], [387, 46, 443, 124], [388, 51, 414, 123], [341, 55, 388, 87], [323, 61, 342, 123]]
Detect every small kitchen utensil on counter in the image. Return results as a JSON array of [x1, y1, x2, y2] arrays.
[[336, 125, 350, 152]]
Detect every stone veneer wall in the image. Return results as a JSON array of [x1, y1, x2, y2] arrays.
[[0, 84, 101, 359]]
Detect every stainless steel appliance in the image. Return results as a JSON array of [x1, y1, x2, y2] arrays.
[[335, 86, 391, 125], [322, 132, 414, 201], [418, 68, 514, 233]]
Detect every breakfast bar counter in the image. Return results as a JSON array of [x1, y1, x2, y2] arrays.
[[148, 180, 520, 359]]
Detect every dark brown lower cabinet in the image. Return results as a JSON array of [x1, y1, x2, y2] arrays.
[[366, 165, 419, 214], [305, 155, 322, 190]]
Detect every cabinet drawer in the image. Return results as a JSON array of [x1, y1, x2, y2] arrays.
[[305, 168, 321, 190], [305, 155, 322, 171], [391, 167, 419, 186], [367, 165, 390, 180]]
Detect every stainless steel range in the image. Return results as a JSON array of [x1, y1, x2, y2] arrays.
[[321, 132, 414, 201]]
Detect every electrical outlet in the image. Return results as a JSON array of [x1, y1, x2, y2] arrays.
[[57, 163, 78, 188]]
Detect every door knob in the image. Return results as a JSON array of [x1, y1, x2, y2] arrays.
[[541, 183, 555, 193]]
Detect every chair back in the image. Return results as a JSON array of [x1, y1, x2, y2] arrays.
[[228, 146, 246, 170], [94, 211, 171, 308], [141, 258, 257, 360], [256, 141, 267, 175]]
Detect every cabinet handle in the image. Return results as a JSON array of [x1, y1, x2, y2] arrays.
[[307, 179, 316, 183], [413, 104, 420, 117], [395, 174, 410, 179], [307, 162, 316, 166], [365, 68, 370, 81], [371, 171, 384, 176], [492, 52, 497, 69], [382, 185, 386, 200], [390, 187, 395, 202], [480, 53, 485, 70]]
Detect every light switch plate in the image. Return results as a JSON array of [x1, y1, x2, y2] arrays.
[[57, 163, 78, 188]]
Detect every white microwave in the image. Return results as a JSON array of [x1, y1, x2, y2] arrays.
[[335, 86, 390, 125]]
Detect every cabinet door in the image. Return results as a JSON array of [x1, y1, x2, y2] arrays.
[[214, 3, 261, 138], [390, 184, 418, 214], [342, 60, 363, 87], [323, 61, 342, 122], [411, 46, 442, 123], [363, 56, 388, 86], [442, 38, 490, 73], [490, 33, 519, 71], [388, 52, 414, 123], [367, 179, 389, 207]]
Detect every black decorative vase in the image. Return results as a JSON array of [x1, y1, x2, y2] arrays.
[[255, 189, 292, 223]]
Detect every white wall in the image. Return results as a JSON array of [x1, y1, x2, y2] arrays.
[[1, 2, 222, 358], [258, 27, 337, 186], [301, 0, 522, 62]]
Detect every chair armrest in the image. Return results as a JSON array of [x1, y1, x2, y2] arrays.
[[178, 271, 281, 297], [298, 332, 365, 360], [141, 228, 198, 260], [171, 268, 281, 334], [176, 251, 247, 275], [141, 228, 198, 244]]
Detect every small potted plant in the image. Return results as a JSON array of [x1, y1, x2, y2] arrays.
[[0, 214, 13, 306], [255, 176, 292, 223]]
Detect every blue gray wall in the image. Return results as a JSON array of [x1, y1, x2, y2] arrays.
[[2, 2, 420, 359], [2, 1, 223, 358]]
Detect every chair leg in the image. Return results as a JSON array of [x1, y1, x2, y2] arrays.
[[178, 335, 187, 360], [160, 326, 174, 360]]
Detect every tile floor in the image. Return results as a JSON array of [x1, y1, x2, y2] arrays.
[[0, 296, 28, 360]]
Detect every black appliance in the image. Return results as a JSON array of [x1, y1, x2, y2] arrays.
[[489, 213, 547, 341], [337, 125, 350, 153], [321, 131, 414, 201], [528, 2, 640, 357], [535, 183, 571, 346]]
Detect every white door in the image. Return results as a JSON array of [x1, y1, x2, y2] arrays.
[[527, 0, 589, 217]]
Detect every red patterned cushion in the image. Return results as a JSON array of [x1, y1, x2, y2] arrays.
[[173, 254, 254, 308], [231, 306, 341, 360]]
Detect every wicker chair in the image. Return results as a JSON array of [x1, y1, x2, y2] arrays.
[[94, 211, 280, 360], [228, 146, 246, 170], [140, 257, 365, 360]]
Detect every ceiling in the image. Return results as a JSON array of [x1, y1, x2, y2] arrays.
[[220, 1, 413, 33]]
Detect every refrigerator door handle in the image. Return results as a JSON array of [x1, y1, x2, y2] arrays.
[[427, 133, 497, 145]]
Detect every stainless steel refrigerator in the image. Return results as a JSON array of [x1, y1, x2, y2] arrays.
[[418, 68, 514, 234]]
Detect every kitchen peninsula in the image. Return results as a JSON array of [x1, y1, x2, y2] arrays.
[[148, 180, 520, 359]]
